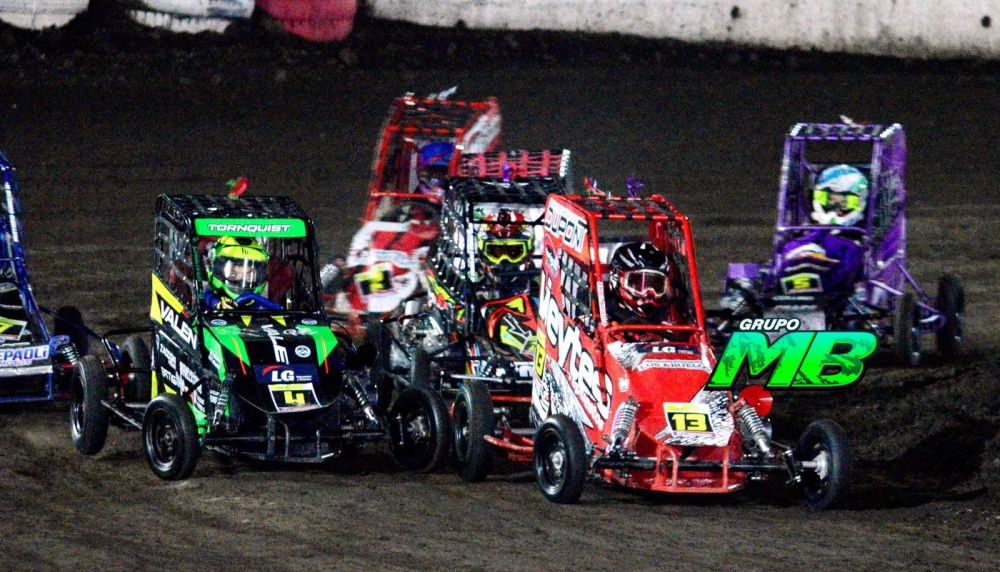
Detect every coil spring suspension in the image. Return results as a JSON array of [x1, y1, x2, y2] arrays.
[[55, 343, 80, 367], [211, 375, 233, 428], [737, 404, 772, 455], [345, 372, 381, 427], [611, 396, 639, 449]]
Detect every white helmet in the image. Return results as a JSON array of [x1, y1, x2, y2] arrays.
[[811, 164, 868, 226]]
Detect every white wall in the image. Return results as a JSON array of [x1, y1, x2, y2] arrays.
[[367, 0, 1000, 59]]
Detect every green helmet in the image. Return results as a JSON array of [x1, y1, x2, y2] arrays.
[[209, 236, 269, 299]]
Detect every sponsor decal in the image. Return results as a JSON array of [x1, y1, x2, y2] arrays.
[[295, 345, 311, 358], [301, 319, 317, 325], [194, 218, 307, 238], [543, 201, 588, 254], [255, 364, 317, 384], [539, 274, 611, 424], [210, 319, 228, 326], [159, 300, 197, 349], [707, 319, 877, 389], [0, 344, 49, 367], [637, 358, 712, 373], [260, 324, 289, 363]]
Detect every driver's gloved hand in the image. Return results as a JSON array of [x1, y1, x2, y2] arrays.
[[215, 297, 236, 310]]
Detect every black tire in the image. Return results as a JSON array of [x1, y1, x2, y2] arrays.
[[69, 355, 109, 456], [892, 291, 922, 367], [410, 347, 433, 388], [796, 419, 850, 510], [388, 385, 451, 472], [453, 380, 495, 482], [364, 323, 395, 411], [533, 414, 588, 504], [935, 274, 965, 360], [120, 334, 152, 403], [54, 305, 90, 356], [142, 393, 202, 481]]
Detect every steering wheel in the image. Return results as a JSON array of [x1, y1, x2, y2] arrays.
[[234, 292, 283, 311]]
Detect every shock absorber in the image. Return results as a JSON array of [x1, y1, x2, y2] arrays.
[[345, 371, 381, 428], [55, 342, 80, 369], [611, 396, 639, 450], [737, 403, 772, 455], [211, 374, 233, 429]]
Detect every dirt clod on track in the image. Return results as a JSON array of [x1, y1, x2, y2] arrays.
[[1, 6, 999, 571]]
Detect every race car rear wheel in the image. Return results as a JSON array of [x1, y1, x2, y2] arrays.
[[120, 334, 152, 403], [388, 385, 451, 472], [935, 274, 965, 360], [70, 355, 109, 456], [452, 380, 495, 482], [892, 292, 922, 367], [796, 419, 850, 510], [142, 393, 201, 481], [534, 414, 587, 504], [363, 322, 395, 411]]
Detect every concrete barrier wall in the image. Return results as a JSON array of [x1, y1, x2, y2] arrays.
[[367, 0, 1000, 60]]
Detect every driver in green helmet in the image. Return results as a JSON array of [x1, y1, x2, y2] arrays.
[[205, 236, 270, 310]]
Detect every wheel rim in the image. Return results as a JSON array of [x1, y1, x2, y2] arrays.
[[537, 430, 568, 496], [70, 378, 85, 439], [801, 443, 829, 497], [147, 409, 180, 472], [453, 397, 471, 465], [395, 404, 433, 465]]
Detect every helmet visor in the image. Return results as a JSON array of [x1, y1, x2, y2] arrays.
[[620, 269, 669, 299], [482, 239, 530, 265], [214, 257, 267, 297], [814, 189, 860, 215]]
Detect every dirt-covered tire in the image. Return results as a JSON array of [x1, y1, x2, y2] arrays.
[[120, 334, 152, 403], [69, 355, 109, 456], [54, 305, 90, 356], [142, 393, 201, 481], [796, 419, 851, 510], [935, 274, 965, 360], [388, 385, 451, 472], [410, 347, 433, 388], [533, 414, 588, 504], [453, 380, 495, 483], [892, 292, 922, 367]]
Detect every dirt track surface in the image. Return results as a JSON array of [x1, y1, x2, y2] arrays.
[[1, 10, 999, 571]]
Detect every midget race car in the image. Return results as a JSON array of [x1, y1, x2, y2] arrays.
[[70, 188, 450, 480], [467, 190, 851, 507], [323, 91, 502, 325], [0, 151, 87, 404], [714, 123, 964, 366], [367, 166, 570, 482]]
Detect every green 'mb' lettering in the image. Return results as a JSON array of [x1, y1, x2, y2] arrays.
[[707, 331, 878, 389]]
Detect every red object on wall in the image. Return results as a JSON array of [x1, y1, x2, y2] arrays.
[[256, 0, 357, 42]]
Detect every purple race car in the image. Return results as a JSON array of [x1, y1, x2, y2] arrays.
[[714, 122, 964, 366]]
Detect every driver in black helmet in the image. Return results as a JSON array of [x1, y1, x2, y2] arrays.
[[606, 241, 674, 325]]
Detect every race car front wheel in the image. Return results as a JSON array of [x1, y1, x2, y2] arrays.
[[534, 414, 587, 504], [936, 274, 965, 360], [892, 292, 922, 367], [142, 393, 201, 481], [70, 355, 109, 456], [452, 380, 495, 483], [388, 385, 451, 473], [796, 419, 850, 510]]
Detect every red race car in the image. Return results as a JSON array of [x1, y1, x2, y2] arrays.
[[323, 91, 502, 330], [458, 189, 852, 508]]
